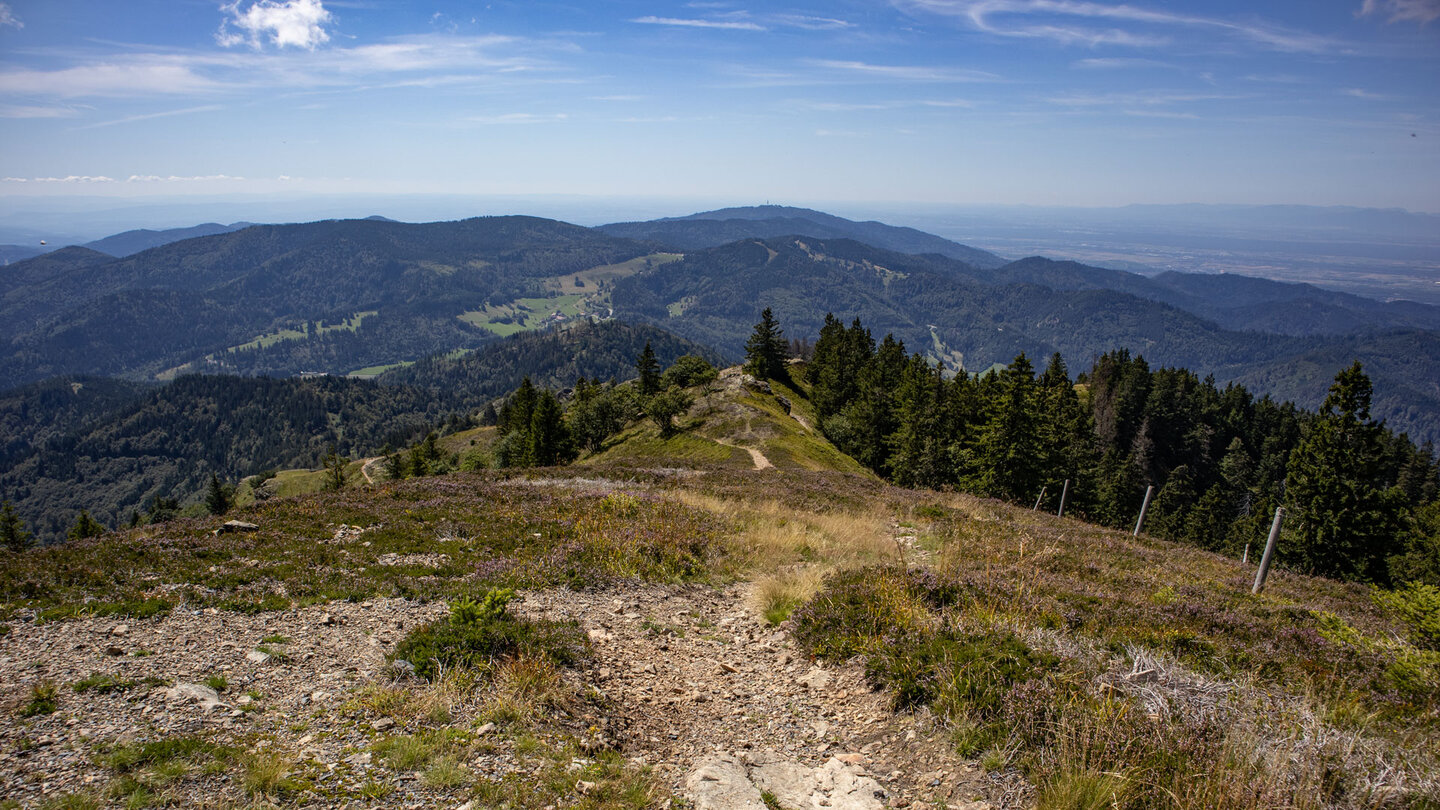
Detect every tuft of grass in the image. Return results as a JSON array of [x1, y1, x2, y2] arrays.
[[103, 737, 230, 773], [752, 567, 825, 625], [1037, 770, 1129, 810], [72, 672, 138, 694], [203, 674, 227, 692], [37, 794, 98, 810], [241, 752, 294, 798], [423, 754, 469, 788], [19, 682, 58, 717]]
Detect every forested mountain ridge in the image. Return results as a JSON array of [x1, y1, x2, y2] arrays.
[[0, 320, 715, 544], [0, 216, 654, 386], [610, 235, 1440, 444], [382, 320, 721, 396], [0, 375, 479, 542], [996, 256, 1440, 336], [81, 221, 256, 258], [599, 204, 1008, 269]]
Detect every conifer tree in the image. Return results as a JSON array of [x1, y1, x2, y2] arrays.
[[636, 342, 661, 397], [968, 353, 1044, 503], [205, 474, 231, 516], [527, 391, 573, 466], [324, 446, 348, 491], [1, 501, 31, 553], [67, 510, 106, 541], [743, 308, 788, 380], [1285, 362, 1405, 582]]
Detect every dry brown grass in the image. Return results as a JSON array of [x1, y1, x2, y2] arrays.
[[670, 491, 899, 625]]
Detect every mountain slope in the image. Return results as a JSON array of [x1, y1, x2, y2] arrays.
[[0, 375, 481, 542], [0, 216, 654, 386], [610, 235, 1440, 444], [383, 320, 722, 395], [600, 204, 1007, 269], [82, 221, 256, 257]]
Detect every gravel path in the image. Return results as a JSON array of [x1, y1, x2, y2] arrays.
[[0, 582, 1007, 808]]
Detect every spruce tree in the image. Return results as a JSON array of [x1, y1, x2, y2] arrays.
[[743, 308, 788, 380], [636, 342, 661, 397], [67, 510, 106, 541], [1, 501, 31, 552], [1285, 362, 1405, 582], [325, 446, 348, 491], [528, 391, 573, 466], [205, 474, 231, 516]]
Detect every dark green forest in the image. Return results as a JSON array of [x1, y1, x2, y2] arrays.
[[0, 321, 720, 545], [799, 313, 1439, 585]]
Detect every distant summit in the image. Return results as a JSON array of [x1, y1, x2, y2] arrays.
[[599, 205, 1007, 269], [83, 222, 256, 258]]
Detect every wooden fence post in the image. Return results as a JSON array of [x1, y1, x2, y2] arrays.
[[1251, 507, 1284, 595], [1133, 485, 1154, 537], [1057, 479, 1070, 518], [1032, 486, 1047, 511]]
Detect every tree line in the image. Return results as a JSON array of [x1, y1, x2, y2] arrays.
[[799, 313, 1438, 586]]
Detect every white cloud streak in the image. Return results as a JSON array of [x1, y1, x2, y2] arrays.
[[810, 59, 1000, 82], [632, 16, 765, 31], [464, 112, 568, 124], [76, 104, 224, 129], [1358, 0, 1440, 23], [895, 0, 1338, 53], [0, 35, 554, 100], [0, 104, 82, 118], [218, 0, 334, 50], [0, 3, 21, 29]]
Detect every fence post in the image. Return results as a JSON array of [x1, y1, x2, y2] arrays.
[[1251, 507, 1284, 595], [1242, 543, 1249, 565], [1133, 485, 1155, 537], [1032, 486, 1047, 511], [1057, 479, 1070, 518]]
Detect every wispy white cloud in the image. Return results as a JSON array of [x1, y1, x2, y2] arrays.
[[1046, 90, 1244, 106], [0, 3, 21, 29], [810, 59, 1000, 82], [0, 61, 221, 98], [772, 14, 854, 30], [5, 175, 117, 183], [895, 0, 1338, 53], [0, 34, 557, 100], [1341, 87, 1388, 99], [0, 104, 82, 118], [75, 104, 223, 129], [1072, 57, 1174, 69], [218, 0, 334, 50], [464, 112, 569, 124], [632, 16, 765, 31], [590, 94, 643, 101], [797, 98, 974, 111], [124, 174, 247, 182], [1123, 109, 1199, 119], [1358, 0, 1440, 24]]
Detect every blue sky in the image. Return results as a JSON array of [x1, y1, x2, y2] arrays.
[[0, 0, 1437, 211]]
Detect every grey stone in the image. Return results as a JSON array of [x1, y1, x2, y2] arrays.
[[165, 683, 227, 713], [246, 649, 271, 665], [686, 755, 767, 810], [219, 520, 259, 533]]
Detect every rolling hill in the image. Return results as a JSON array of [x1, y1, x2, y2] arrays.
[[599, 204, 1007, 269], [0, 216, 655, 387]]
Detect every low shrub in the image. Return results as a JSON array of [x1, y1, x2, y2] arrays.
[[1374, 581, 1440, 651], [392, 588, 589, 681]]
